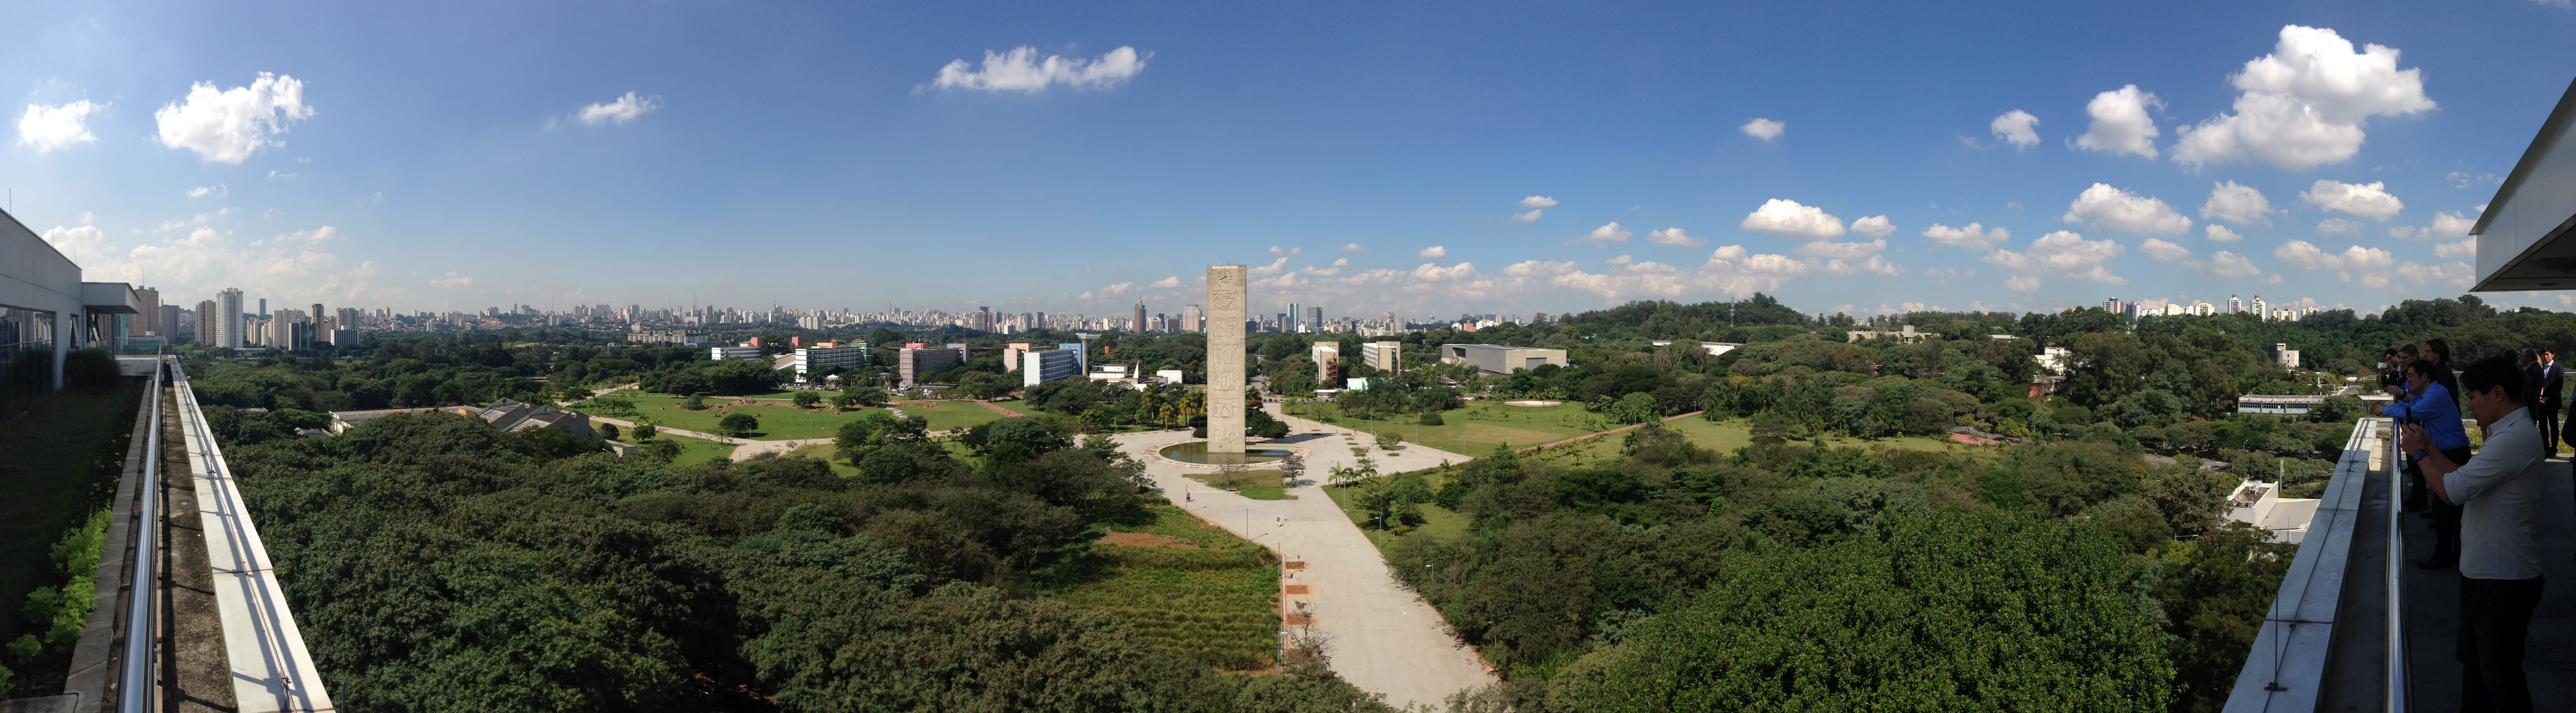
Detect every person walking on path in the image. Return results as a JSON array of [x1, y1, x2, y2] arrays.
[[2400, 355, 2549, 713], [2376, 359, 2469, 568]]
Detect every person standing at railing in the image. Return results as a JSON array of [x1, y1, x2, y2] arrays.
[[2541, 349, 2566, 454], [2375, 359, 2469, 569], [2400, 355, 2547, 713], [2428, 338, 2464, 409]]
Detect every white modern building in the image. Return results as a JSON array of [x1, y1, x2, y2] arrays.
[[711, 345, 765, 361], [1439, 344, 1568, 374], [1024, 347, 1081, 387], [792, 343, 868, 383], [2472, 76, 2576, 291]]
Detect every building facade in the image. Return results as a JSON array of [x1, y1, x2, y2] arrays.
[[899, 343, 970, 387], [1022, 347, 1081, 387], [218, 288, 245, 348], [1360, 341, 1400, 374], [1439, 344, 1568, 375], [792, 344, 868, 383]]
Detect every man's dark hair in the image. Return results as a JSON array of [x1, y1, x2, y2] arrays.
[[2460, 354, 2527, 406], [2399, 343, 2421, 358], [2408, 359, 2441, 379], [2427, 338, 2452, 362], [2383, 347, 2397, 357]]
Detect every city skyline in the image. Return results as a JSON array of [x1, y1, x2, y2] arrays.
[[8, 2, 2576, 317]]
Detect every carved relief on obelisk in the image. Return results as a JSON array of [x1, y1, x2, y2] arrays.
[[1206, 265, 1247, 456]]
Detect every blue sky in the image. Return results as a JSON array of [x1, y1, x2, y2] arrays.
[[7, 1, 2575, 321]]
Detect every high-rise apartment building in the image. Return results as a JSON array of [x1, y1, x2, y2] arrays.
[[2102, 298, 2120, 314], [2227, 295, 2243, 314], [1304, 306, 1323, 333], [1131, 301, 1146, 333], [162, 304, 183, 339], [218, 289, 245, 349], [1182, 304, 1202, 333], [195, 300, 217, 345], [1285, 303, 1300, 332], [133, 286, 161, 336], [2250, 296, 2268, 321]]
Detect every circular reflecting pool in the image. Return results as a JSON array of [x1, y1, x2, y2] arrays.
[[1159, 442, 1293, 465]]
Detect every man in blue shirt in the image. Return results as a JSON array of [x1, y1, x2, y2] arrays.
[[2375, 359, 2470, 568]]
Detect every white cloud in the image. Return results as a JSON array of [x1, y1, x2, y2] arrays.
[[1739, 199, 1845, 239], [1268, 246, 1301, 256], [1510, 209, 1543, 223], [2187, 250, 2265, 278], [2199, 181, 2275, 226], [1100, 281, 1136, 295], [1920, 222, 2009, 251], [1149, 275, 1181, 289], [1573, 222, 1633, 246], [2074, 85, 2163, 158], [1793, 239, 1887, 259], [153, 72, 314, 163], [1518, 196, 1558, 208], [2433, 210, 2478, 236], [2314, 218, 2361, 236], [2447, 171, 2499, 189], [1824, 255, 1902, 277], [16, 101, 101, 151], [930, 46, 1148, 92], [2140, 238, 2192, 261], [1740, 118, 1785, 141], [2205, 224, 2245, 242], [2003, 275, 2042, 293], [430, 272, 474, 288], [1990, 110, 2039, 148], [2434, 238, 2476, 259], [2171, 26, 2435, 170], [1339, 243, 1365, 251], [1849, 215, 1895, 238], [1416, 246, 1446, 259], [77, 212, 91, 225], [40, 225, 111, 265], [1982, 230, 2128, 287], [578, 91, 661, 126], [2394, 261, 2474, 288], [1646, 227, 1703, 247], [1248, 256, 1292, 276], [2062, 183, 2191, 234], [2275, 240, 2393, 271], [1531, 246, 1813, 302], [2300, 179, 2403, 219]]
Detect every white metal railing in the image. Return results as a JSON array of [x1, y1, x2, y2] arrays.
[[2220, 417, 2378, 712], [117, 359, 163, 713], [2384, 422, 2407, 713], [168, 361, 334, 713]]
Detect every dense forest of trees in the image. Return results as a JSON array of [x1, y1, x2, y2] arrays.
[[229, 410, 1393, 712], [1387, 426, 2287, 712], [163, 292, 2576, 711]]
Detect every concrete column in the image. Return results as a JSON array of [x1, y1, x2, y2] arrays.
[[1206, 265, 1246, 455]]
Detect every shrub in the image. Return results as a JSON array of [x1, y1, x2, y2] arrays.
[[1418, 411, 1444, 426], [793, 391, 822, 408], [719, 413, 760, 437]]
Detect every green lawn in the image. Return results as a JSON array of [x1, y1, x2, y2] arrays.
[[783, 444, 863, 478], [1038, 504, 1280, 671], [1524, 415, 1977, 467], [616, 431, 736, 466], [576, 393, 896, 440], [1282, 401, 1609, 456], [890, 400, 1013, 432], [1320, 468, 1472, 554], [0, 381, 141, 650]]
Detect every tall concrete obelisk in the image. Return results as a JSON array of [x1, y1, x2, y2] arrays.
[[1206, 265, 1247, 456]]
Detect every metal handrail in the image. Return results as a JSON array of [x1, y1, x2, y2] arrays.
[[2385, 422, 2407, 713], [119, 358, 163, 713]]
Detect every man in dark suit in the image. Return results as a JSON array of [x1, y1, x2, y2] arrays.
[[2543, 349, 2565, 453]]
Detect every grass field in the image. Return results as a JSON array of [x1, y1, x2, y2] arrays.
[[783, 444, 863, 478], [576, 393, 897, 440], [889, 400, 1013, 432], [1041, 504, 1280, 671], [1320, 469, 1472, 553], [1283, 401, 1610, 456], [0, 381, 140, 654], [614, 431, 736, 466], [1512, 414, 1976, 467]]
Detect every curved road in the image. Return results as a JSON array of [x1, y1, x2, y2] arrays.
[[1110, 403, 1493, 709]]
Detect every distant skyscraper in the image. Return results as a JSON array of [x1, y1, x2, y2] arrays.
[[1133, 300, 1146, 333], [257, 297, 267, 317], [1304, 306, 1322, 333], [194, 300, 216, 344], [1182, 304, 1203, 333], [218, 289, 245, 349], [2227, 295, 2243, 314], [1285, 303, 1300, 332], [2102, 298, 2120, 314]]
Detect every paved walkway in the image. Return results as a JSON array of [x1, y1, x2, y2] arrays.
[[1109, 405, 1491, 709]]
